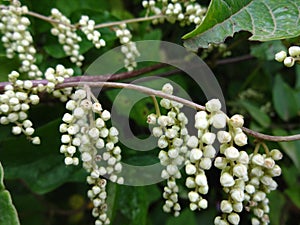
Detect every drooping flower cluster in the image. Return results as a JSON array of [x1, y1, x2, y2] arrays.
[[115, 24, 140, 71], [79, 15, 106, 49], [0, 71, 40, 143], [59, 87, 123, 225], [44, 64, 74, 102], [147, 83, 189, 217], [142, 0, 207, 26], [0, 0, 42, 78], [275, 45, 300, 67], [50, 8, 84, 67]]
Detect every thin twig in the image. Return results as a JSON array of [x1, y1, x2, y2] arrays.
[[216, 54, 254, 65]]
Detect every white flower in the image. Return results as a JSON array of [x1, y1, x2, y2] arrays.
[[270, 149, 283, 161], [195, 111, 207, 120], [147, 113, 157, 124], [234, 132, 248, 146], [101, 110, 111, 121], [195, 173, 208, 186], [200, 158, 212, 170], [237, 151, 249, 164], [64, 157, 73, 165], [228, 213, 240, 225], [203, 145, 216, 158], [185, 177, 196, 188], [201, 132, 216, 145], [217, 131, 232, 143], [211, 113, 227, 129], [162, 83, 173, 94], [230, 189, 245, 202], [251, 154, 265, 166], [185, 164, 196, 175], [284, 56, 295, 67], [214, 157, 227, 169], [205, 99, 221, 112], [220, 200, 232, 213], [188, 191, 199, 202], [158, 136, 168, 148], [224, 146, 240, 160], [190, 148, 203, 162], [198, 198, 208, 209], [274, 50, 287, 62], [220, 172, 235, 187], [288, 46, 300, 57], [230, 114, 244, 128], [233, 163, 248, 178], [187, 136, 199, 148]]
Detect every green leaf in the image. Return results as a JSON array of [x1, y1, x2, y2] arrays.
[[272, 74, 298, 121], [285, 187, 300, 208], [166, 209, 197, 225], [0, 119, 86, 194], [268, 191, 286, 225], [250, 40, 286, 61], [273, 129, 300, 169], [183, 0, 300, 50], [0, 162, 20, 225], [239, 100, 271, 128]]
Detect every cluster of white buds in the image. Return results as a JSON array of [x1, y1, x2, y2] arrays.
[[79, 15, 106, 49], [50, 8, 84, 67], [184, 99, 228, 213], [115, 24, 140, 71], [275, 46, 300, 67], [147, 83, 188, 217], [0, 71, 40, 144], [0, 0, 42, 78], [87, 175, 110, 225], [44, 64, 74, 102], [60, 87, 124, 224], [142, 0, 206, 26], [243, 149, 282, 225], [214, 113, 250, 225]]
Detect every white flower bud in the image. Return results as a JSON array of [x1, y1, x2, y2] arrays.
[[264, 157, 275, 169], [187, 136, 199, 148], [220, 200, 233, 213], [161, 169, 170, 179], [251, 218, 260, 225], [25, 127, 34, 135], [230, 114, 244, 128], [233, 163, 248, 178], [195, 111, 207, 120], [12, 126, 22, 135], [198, 198, 208, 209], [200, 158, 212, 170], [189, 203, 198, 211], [195, 173, 208, 186], [231, 189, 245, 202], [168, 148, 179, 158], [234, 132, 248, 146], [166, 164, 178, 175], [203, 145, 216, 158], [67, 146, 76, 154], [31, 136, 41, 145], [158, 136, 168, 148], [64, 157, 73, 165], [270, 149, 283, 160], [73, 107, 85, 118], [190, 148, 203, 162], [29, 95, 39, 104], [147, 113, 157, 124], [253, 191, 266, 202], [73, 89, 86, 99], [88, 127, 100, 139], [284, 56, 295, 67], [228, 213, 240, 225], [205, 99, 221, 112], [233, 202, 243, 212], [157, 115, 171, 127], [101, 110, 111, 121], [165, 128, 177, 139], [195, 118, 209, 130], [220, 172, 235, 187], [61, 134, 71, 143], [82, 152, 92, 162], [201, 132, 216, 145], [198, 185, 209, 194], [251, 154, 265, 166], [188, 191, 199, 202], [212, 113, 227, 129], [185, 164, 196, 175], [270, 165, 281, 177], [274, 50, 287, 62], [237, 151, 249, 164], [214, 157, 228, 169], [185, 177, 196, 188], [162, 83, 173, 94], [217, 131, 232, 143], [92, 102, 102, 113], [289, 46, 300, 57], [224, 147, 240, 160]]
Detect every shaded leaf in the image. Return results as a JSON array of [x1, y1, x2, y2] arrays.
[[250, 40, 286, 60], [268, 191, 286, 225], [166, 209, 197, 225], [183, 0, 300, 50], [273, 129, 300, 169], [239, 100, 271, 128], [0, 162, 20, 225], [0, 120, 86, 194], [272, 74, 298, 121]]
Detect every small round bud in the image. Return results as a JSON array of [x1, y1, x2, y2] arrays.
[[234, 132, 248, 146], [220, 172, 235, 187], [205, 99, 221, 112], [217, 131, 232, 143], [162, 83, 173, 94], [201, 132, 216, 145], [284, 56, 295, 67], [274, 50, 287, 62], [228, 213, 240, 225], [224, 146, 240, 160], [288, 46, 300, 57], [187, 136, 199, 148], [230, 114, 244, 128], [220, 200, 233, 213]]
